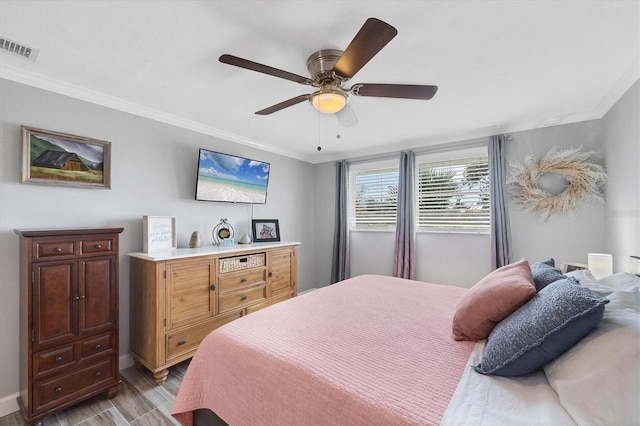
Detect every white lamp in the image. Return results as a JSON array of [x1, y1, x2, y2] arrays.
[[588, 253, 613, 280]]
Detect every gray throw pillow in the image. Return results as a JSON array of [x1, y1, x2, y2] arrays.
[[474, 277, 609, 377], [530, 258, 565, 291]]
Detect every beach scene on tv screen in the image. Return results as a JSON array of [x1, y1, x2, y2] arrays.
[[196, 151, 269, 203]]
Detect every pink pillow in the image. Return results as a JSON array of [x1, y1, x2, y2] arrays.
[[452, 259, 536, 341]]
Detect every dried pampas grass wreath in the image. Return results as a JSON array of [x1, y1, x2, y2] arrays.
[[507, 146, 607, 221]]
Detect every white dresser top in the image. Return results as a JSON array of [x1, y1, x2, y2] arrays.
[[127, 241, 300, 261]]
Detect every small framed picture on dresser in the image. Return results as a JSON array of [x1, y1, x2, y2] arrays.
[[252, 219, 280, 243]]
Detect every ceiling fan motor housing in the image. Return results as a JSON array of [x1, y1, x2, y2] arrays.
[[307, 49, 344, 85]]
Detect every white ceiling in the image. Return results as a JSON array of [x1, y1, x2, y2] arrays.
[[0, 1, 638, 164]]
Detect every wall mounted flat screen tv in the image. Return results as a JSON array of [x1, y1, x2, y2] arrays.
[[195, 149, 270, 204]]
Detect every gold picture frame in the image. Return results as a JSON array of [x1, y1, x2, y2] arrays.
[[21, 126, 111, 189]]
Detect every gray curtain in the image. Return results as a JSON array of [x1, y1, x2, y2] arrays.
[[393, 151, 416, 279], [331, 160, 350, 284], [489, 135, 512, 269]]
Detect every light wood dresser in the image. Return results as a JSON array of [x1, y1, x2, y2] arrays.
[[15, 227, 124, 426], [127, 241, 299, 384]]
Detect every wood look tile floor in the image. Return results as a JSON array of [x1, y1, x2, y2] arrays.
[[0, 361, 190, 426]]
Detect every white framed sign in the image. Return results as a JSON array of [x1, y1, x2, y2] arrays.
[[143, 216, 177, 252]]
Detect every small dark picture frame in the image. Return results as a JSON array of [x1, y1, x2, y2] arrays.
[[252, 219, 280, 242], [561, 262, 588, 273]]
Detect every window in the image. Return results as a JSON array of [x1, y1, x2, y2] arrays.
[[349, 160, 399, 229], [348, 145, 490, 232], [417, 153, 490, 231]]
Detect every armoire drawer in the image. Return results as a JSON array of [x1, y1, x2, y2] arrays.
[[33, 345, 77, 378], [80, 238, 116, 255], [34, 240, 76, 260], [81, 333, 114, 359], [33, 358, 114, 413]]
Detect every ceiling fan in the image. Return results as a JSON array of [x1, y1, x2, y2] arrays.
[[219, 18, 438, 120]]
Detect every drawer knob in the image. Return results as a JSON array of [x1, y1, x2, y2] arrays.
[[55, 386, 62, 393], [94, 371, 101, 377], [95, 344, 102, 350], [72, 296, 80, 301], [268, 272, 273, 277], [79, 295, 85, 300], [240, 278, 247, 283], [54, 356, 63, 362], [94, 244, 103, 249], [53, 247, 62, 253], [241, 295, 248, 301], [210, 283, 216, 291], [177, 340, 187, 346]]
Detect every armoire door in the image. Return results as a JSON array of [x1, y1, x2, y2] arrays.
[[78, 256, 117, 336], [32, 260, 78, 349]]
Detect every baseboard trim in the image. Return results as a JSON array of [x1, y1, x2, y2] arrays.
[[120, 353, 135, 370], [0, 354, 137, 418], [0, 392, 19, 418], [299, 287, 318, 295]]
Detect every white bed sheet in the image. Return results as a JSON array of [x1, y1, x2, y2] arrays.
[[442, 341, 577, 426]]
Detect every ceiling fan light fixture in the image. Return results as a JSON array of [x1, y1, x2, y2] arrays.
[[310, 88, 347, 114]]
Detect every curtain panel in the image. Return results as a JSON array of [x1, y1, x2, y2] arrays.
[[331, 160, 350, 284], [393, 151, 416, 280], [489, 135, 512, 269]]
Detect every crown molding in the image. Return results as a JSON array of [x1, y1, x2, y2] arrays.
[[2, 61, 635, 165], [0, 63, 314, 163]]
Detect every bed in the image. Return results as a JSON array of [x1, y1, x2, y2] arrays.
[[172, 263, 640, 426]]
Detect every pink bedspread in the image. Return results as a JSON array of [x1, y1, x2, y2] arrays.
[[172, 274, 474, 425]]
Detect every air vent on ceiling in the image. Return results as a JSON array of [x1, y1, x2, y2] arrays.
[[0, 37, 39, 62]]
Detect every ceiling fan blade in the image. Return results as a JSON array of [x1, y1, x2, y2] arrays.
[[336, 104, 359, 127], [219, 54, 313, 85], [332, 18, 398, 80], [255, 94, 311, 115], [350, 83, 438, 100]]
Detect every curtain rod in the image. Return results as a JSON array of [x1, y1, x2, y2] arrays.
[[344, 137, 494, 166]]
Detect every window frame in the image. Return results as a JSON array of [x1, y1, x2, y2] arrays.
[[347, 144, 490, 234], [348, 159, 399, 231], [416, 146, 490, 234]]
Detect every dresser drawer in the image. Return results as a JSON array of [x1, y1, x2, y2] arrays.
[[81, 238, 115, 255], [219, 253, 265, 273], [245, 291, 294, 315], [81, 333, 114, 359], [166, 311, 242, 361], [34, 241, 76, 260], [219, 285, 266, 313], [33, 345, 77, 378], [218, 269, 266, 292], [34, 359, 114, 413]]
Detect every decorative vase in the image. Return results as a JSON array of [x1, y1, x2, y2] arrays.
[[189, 231, 202, 248], [238, 233, 252, 244]]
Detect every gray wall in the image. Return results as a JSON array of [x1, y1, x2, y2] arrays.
[[312, 119, 619, 289], [507, 119, 607, 265], [603, 80, 640, 272], [0, 79, 316, 403]]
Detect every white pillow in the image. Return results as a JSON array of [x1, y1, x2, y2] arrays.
[[600, 272, 640, 291], [566, 269, 615, 296], [543, 288, 640, 425]]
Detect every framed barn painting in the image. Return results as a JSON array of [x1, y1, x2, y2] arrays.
[[21, 126, 112, 189]]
